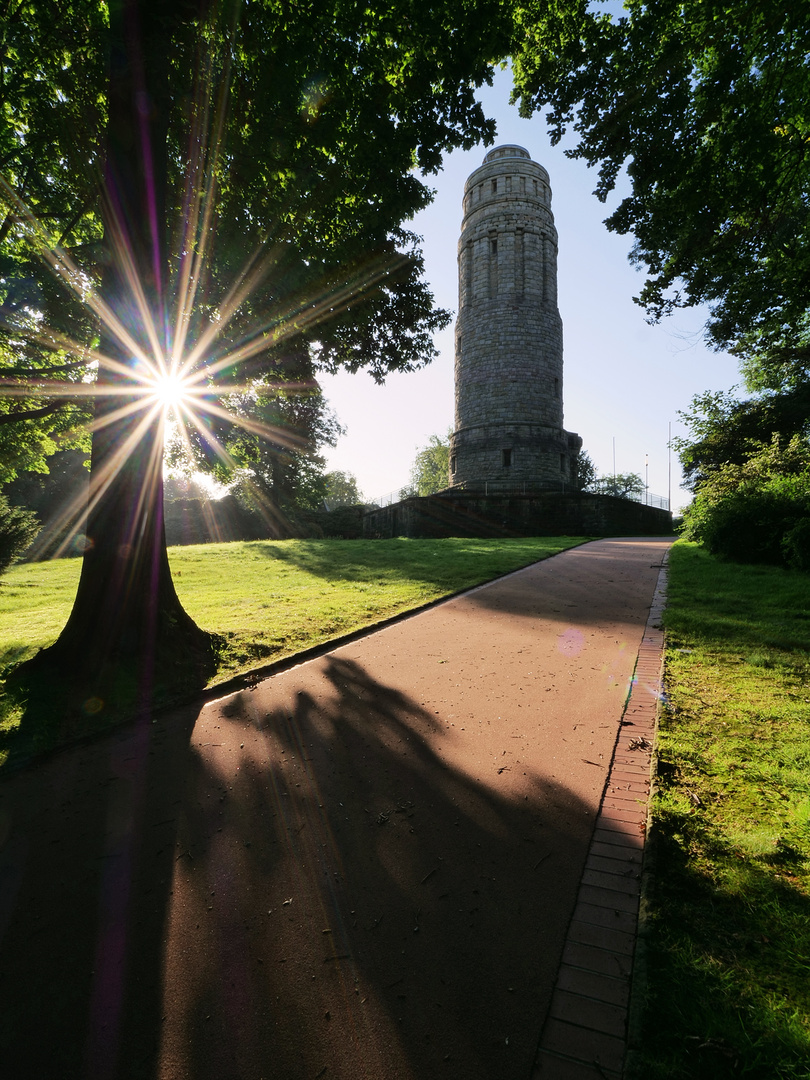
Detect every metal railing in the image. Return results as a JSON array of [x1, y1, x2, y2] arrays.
[[367, 481, 670, 512], [445, 479, 574, 496], [367, 487, 411, 508], [635, 491, 670, 510]]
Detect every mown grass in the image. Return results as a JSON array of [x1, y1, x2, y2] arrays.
[[629, 541, 810, 1079], [0, 536, 587, 680], [0, 535, 587, 763]]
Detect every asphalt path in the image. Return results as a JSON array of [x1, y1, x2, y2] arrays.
[[0, 536, 672, 1080]]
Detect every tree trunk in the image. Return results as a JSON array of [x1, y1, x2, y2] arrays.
[[20, 1, 217, 710]]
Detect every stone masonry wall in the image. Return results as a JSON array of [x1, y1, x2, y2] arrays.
[[450, 145, 580, 487], [363, 492, 672, 540]]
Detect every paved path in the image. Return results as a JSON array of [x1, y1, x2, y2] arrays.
[[0, 537, 671, 1080]]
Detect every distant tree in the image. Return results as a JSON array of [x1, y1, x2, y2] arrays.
[[3, 449, 89, 558], [163, 475, 215, 503], [167, 349, 344, 532], [227, 450, 331, 533], [572, 449, 598, 491], [408, 430, 451, 496], [593, 473, 644, 499], [0, 495, 39, 575], [324, 471, 363, 507]]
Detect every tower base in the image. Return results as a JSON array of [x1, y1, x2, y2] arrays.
[[449, 425, 582, 488]]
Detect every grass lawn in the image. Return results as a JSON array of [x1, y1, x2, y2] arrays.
[[629, 541, 810, 1079], [0, 535, 587, 763], [170, 536, 589, 678]]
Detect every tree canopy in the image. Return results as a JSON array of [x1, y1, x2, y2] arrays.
[[2, 0, 510, 426], [571, 448, 597, 491], [0, 1, 103, 480], [592, 472, 644, 499], [674, 384, 810, 492], [511, 0, 810, 383], [406, 430, 451, 497], [1, 0, 514, 707], [671, 383, 810, 566], [324, 470, 363, 508]]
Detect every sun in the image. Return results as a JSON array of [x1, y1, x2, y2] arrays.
[[148, 369, 193, 411]]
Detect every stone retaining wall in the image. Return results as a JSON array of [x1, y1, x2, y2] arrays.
[[363, 491, 672, 540]]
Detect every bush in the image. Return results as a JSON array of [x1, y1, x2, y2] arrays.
[[0, 495, 40, 574], [692, 485, 808, 565], [782, 517, 810, 571], [683, 441, 810, 567]]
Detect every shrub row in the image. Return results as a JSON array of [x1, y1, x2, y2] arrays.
[[683, 454, 810, 570]]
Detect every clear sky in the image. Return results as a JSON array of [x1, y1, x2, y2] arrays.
[[319, 68, 742, 512]]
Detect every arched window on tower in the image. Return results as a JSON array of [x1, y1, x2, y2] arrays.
[[502, 449, 512, 468]]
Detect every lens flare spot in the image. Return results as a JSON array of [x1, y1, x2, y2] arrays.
[[557, 627, 584, 658], [83, 696, 104, 715]]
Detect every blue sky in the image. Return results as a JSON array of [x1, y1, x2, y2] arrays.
[[319, 68, 741, 512]]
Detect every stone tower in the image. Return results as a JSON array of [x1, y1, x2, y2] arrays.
[[449, 145, 581, 488]]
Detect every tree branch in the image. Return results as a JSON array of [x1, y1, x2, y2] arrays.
[[0, 357, 93, 377], [56, 198, 96, 248], [0, 400, 68, 424]]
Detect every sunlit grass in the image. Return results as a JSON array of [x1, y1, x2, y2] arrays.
[[172, 536, 589, 677], [0, 535, 586, 765], [0, 534, 587, 687], [628, 540, 810, 1080], [0, 558, 84, 670]]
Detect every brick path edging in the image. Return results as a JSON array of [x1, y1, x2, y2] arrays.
[[532, 551, 670, 1079]]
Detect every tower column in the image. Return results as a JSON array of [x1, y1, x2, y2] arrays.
[[449, 145, 580, 489]]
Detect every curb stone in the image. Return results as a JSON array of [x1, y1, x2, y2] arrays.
[[533, 549, 670, 1079]]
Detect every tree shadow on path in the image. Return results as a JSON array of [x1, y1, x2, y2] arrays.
[[0, 653, 602, 1080], [157, 654, 601, 1080], [0, 701, 200, 1080]]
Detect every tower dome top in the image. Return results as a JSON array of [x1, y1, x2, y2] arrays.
[[482, 144, 531, 163]]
